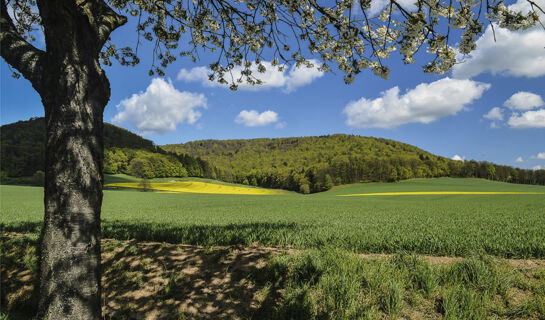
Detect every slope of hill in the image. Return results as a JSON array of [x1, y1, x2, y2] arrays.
[[0, 117, 213, 180], [163, 135, 545, 193]]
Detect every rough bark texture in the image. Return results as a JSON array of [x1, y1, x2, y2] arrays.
[[36, 1, 125, 317], [39, 70, 107, 319], [1, 1, 125, 318]]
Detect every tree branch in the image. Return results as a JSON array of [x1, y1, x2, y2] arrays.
[[0, 0, 45, 88], [86, 0, 127, 50]]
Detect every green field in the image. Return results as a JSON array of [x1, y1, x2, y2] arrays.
[[2, 177, 545, 258]]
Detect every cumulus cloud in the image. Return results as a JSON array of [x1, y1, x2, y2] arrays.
[[235, 110, 279, 127], [537, 152, 545, 160], [177, 60, 323, 93], [516, 156, 524, 163], [507, 109, 545, 128], [113, 78, 207, 135], [503, 91, 545, 110], [453, 0, 545, 79], [484, 107, 504, 121], [533, 165, 543, 170], [452, 155, 466, 161], [343, 77, 490, 128], [483, 107, 504, 127]]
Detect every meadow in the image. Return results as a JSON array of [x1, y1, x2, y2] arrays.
[[2, 177, 545, 319], [2, 177, 545, 258]]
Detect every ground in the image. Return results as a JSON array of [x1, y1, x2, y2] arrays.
[[1, 177, 545, 319]]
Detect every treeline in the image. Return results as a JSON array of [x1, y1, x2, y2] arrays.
[[164, 134, 545, 193], [204, 156, 545, 194], [1, 117, 213, 181], [104, 147, 215, 179], [3, 119, 543, 193]]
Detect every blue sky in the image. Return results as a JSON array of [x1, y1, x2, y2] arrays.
[[1, 0, 544, 170]]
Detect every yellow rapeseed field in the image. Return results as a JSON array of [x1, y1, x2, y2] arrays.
[[339, 191, 545, 196], [105, 181, 284, 195]]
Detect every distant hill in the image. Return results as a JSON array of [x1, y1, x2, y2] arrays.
[[2, 119, 543, 192], [163, 135, 545, 193], [0, 117, 213, 180]]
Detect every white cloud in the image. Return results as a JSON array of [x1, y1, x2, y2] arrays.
[[507, 109, 545, 128], [516, 156, 524, 163], [366, 0, 416, 16], [483, 107, 504, 128], [537, 152, 545, 160], [275, 121, 287, 129], [452, 0, 545, 80], [452, 155, 466, 161], [343, 77, 490, 128], [533, 165, 543, 170], [177, 60, 324, 93], [484, 107, 504, 121], [235, 110, 279, 127], [113, 78, 207, 135], [503, 92, 545, 111]]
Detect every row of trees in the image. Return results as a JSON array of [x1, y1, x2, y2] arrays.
[[104, 148, 188, 178], [104, 147, 216, 179], [211, 156, 545, 194], [165, 135, 545, 193]]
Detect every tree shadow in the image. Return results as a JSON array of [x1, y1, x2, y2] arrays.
[[1, 222, 309, 319], [100, 239, 286, 319], [3, 220, 305, 247]]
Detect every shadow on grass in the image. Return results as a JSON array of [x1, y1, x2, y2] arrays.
[[2, 220, 306, 247], [1, 232, 287, 319]]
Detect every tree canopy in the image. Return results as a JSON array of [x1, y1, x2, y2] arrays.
[[5, 0, 542, 87]]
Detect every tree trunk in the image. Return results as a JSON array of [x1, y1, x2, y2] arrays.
[[1, 1, 126, 317], [37, 58, 110, 319]]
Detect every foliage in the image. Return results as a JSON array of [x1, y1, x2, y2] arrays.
[[5, 0, 542, 85], [164, 135, 545, 193], [2, 178, 545, 258], [4, 119, 544, 193], [0, 117, 213, 180]]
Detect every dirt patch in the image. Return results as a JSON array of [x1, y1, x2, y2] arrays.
[[100, 239, 285, 319], [358, 252, 545, 267]]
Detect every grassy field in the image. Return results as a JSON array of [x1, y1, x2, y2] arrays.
[[2, 177, 544, 258], [2, 177, 545, 319]]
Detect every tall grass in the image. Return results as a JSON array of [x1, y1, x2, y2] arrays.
[[254, 249, 545, 319]]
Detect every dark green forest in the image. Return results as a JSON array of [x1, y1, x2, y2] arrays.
[[2, 118, 544, 193], [164, 135, 545, 193], [0, 118, 212, 181]]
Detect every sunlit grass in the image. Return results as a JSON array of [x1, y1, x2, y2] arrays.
[[2, 177, 545, 258]]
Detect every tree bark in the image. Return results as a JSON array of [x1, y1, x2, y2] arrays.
[[1, 1, 128, 318], [2, 0, 126, 316], [37, 60, 109, 319]]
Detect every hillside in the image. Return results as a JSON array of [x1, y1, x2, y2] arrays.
[[163, 135, 545, 193], [2, 119, 543, 192], [0, 117, 213, 180]]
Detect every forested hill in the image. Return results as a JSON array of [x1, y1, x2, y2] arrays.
[[163, 135, 545, 193], [1, 118, 213, 180]]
